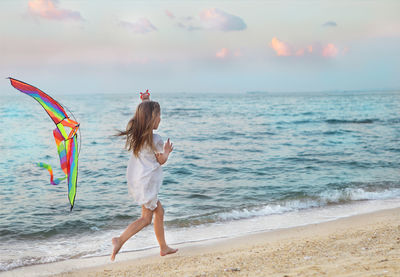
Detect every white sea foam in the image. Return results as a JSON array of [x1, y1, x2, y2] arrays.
[[320, 187, 400, 202], [217, 188, 400, 221]]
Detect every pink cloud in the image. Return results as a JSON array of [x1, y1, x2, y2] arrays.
[[295, 49, 305, 56], [322, 43, 339, 57], [28, 0, 83, 21], [165, 10, 175, 19], [215, 48, 243, 59], [119, 18, 157, 34], [269, 37, 344, 58], [216, 48, 229, 58], [234, 50, 242, 57], [269, 37, 292, 56]]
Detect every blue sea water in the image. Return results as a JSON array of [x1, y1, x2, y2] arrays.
[[1, 90, 400, 271]]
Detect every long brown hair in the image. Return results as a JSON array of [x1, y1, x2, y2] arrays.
[[117, 101, 160, 157]]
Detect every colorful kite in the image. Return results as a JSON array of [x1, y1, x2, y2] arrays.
[[9, 77, 80, 210]]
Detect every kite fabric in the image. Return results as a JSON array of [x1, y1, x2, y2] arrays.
[[8, 77, 80, 211]]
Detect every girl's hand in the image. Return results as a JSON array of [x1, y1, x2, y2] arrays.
[[155, 139, 173, 165], [164, 138, 173, 154]]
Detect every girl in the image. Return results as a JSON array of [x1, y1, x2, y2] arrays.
[[111, 100, 178, 261]]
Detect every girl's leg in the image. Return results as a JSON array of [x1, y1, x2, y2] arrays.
[[153, 200, 178, 256], [111, 205, 153, 261]]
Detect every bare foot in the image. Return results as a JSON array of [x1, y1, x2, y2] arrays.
[[160, 246, 178, 256], [111, 237, 122, 261]]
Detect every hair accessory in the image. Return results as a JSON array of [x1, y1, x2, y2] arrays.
[[140, 89, 150, 100]]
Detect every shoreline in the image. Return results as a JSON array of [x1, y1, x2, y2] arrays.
[[3, 206, 399, 277]]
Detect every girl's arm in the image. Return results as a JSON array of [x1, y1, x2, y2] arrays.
[[155, 138, 173, 165]]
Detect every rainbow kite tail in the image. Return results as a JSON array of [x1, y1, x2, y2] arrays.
[[37, 162, 67, 186]]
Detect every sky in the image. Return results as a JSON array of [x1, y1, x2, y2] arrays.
[[1, 0, 399, 95]]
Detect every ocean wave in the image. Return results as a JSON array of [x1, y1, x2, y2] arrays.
[[187, 193, 213, 200], [325, 118, 378, 124], [216, 187, 400, 221], [170, 167, 192, 175], [216, 167, 239, 174], [387, 118, 400, 124], [0, 239, 103, 272], [0, 255, 63, 272], [214, 136, 232, 141], [386, 147, 400, 152], [283, 156, 385, 169], [220, 131, 246, 137], [276, 120, 314, 125], [273, 118, 379, 126], [183, 154, 202, 160], [322, 130, 353, 135], [164, 108, 203, 117]]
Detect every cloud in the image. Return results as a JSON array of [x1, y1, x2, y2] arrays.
[[269, 37, 343, 58], [215, 48, 243, 60], [177, 20, 201, 32], [199, 8, 246, 31], [28, 0, 83, 21], [295, 49, 305, 56], [168, 8, 246, 32], [165, 10, 175, 19], [269, 37, 292, 56], [119, 18, 157, 34], [233, 50, 242, 57], [322, 43, 339, 57], [322, 21, 338, 27], [216, 48, 229, 58]]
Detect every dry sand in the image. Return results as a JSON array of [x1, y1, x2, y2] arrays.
[[54, 207, 400, 277]]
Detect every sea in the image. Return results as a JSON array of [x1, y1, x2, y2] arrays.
[[1, 90, 400, 272]]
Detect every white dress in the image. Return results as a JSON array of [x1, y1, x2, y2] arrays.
[[127, 134, 164, 210]]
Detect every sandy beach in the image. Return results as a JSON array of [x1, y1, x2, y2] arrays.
[[39, 207, 398, 277]]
